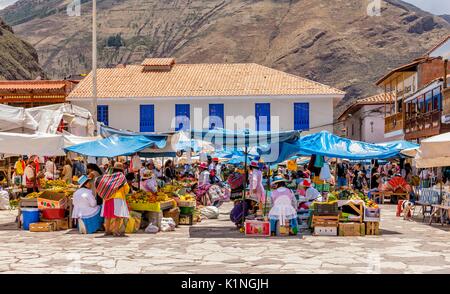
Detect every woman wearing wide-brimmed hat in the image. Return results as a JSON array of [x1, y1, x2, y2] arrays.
[[96, 162, 130, 237], [268, 176, 298, 236]]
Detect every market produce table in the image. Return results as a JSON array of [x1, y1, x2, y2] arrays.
[[129, 200, 175, 212]]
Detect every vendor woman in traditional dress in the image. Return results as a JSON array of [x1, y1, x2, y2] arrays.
[[249, 161, 265, 212], [72, 175, 102, 234], [96, 162, 130, 237], [268, 176, 298, 236]]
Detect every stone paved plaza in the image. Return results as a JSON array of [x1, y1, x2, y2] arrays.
[[0, 203, 449, 274]]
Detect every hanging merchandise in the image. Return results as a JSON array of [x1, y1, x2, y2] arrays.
[[319, 162, 332, 181], [130, 154, 142, 172], [314, 155, 324, 168], [287, 160, 297, 171]]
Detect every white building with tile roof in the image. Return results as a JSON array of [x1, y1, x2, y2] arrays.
[[68, 58, 345, 133]]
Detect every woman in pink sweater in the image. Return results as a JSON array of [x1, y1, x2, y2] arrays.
[[268, 177, 298, 236]]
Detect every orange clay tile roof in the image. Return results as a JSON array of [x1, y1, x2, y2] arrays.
[[68, 62, 345, 99], [337, 92, 394, 121], [141, 58, 175, 66], [0, 80, 67, 91]]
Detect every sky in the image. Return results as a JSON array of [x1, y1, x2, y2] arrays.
[[403, 0, 450, 15], [0, 0, 449, 13]]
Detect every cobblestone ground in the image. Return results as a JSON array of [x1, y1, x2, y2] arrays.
[[0, 203, 449, 274]]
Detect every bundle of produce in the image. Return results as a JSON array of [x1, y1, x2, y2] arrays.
[[25, 191, 43, 199], [156, 192, 169, 202], [40, 179, 68, 189], [126, 191, 156, 204], [365, 199, 379, 209]]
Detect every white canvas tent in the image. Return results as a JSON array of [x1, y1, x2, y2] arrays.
[[0, 103, 97, 156], [0, 103, 95, 136], [404, 132, 450, 168]]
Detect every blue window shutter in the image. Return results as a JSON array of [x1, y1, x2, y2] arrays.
[[255, 103, 270, 131], [294, 103, 309, 131], [209, 104, 224, 129], [140, 105, 155, 132], [175, 104, 190, 131], [97, 105, 109, 126]]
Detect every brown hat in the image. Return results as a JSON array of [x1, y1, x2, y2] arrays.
[[113, 162, 124, 171]]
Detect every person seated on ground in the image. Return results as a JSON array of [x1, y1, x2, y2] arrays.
[[72, 175, 103, 234], [125, 172, 139, 192], [268, 177, 298, 236]]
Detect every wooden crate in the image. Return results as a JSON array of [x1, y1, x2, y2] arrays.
[[41, 218, 70, 231], [312, 215, 339, 228], [29, 222, 56, 232], [366, 221, 380, 235], [338, 222, 365, 236]]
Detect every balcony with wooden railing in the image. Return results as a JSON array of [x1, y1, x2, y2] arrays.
[[404, 110, 446, 140], [384, 112, 403, 135]]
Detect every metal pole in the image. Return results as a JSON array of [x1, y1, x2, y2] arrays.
[[92, 0, 98, 134], [241, 146, 248, 226]]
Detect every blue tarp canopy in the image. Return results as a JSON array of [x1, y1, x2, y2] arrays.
[[261, 131, 401, 162], [100, 124, 201, 152], [190, 128, 301, 150], [64, 135, 167, 157], [376, 140, 419, 151]]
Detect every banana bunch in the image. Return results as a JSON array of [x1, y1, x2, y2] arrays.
[[25, 192, 43, 199]]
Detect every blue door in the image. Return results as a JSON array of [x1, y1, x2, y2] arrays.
[[140, 105, 155, 132], [294, 103, 309, 131], [175, 104, 190, 131], [97, 105, 109, 126], [209, 104, 224, 129], [255, 103, 270, 131]]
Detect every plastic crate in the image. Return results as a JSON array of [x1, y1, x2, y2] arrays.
[[179, 206, 195, 215], [314, 226, 337, 236], [313, 201, 339, 216], [42, 208, 65, 220], [179, 214, 193, 225]]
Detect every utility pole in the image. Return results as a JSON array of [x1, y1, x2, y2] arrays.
[[92, 0, 98, 134]]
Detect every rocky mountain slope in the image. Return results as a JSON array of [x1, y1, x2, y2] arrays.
[[441, 15, 450, 24], [1, 0, 449, 102], [0, 17, 44, 79]]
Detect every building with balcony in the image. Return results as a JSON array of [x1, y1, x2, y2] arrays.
[[0, 80, 78, 108], [376, 35, 450, 141], [404, 75, 450, 141]]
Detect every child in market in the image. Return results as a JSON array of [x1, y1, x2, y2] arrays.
[[268, 176, 298, 236]]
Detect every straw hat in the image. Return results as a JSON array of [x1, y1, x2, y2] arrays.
[[272, 176, 287, 185], [113, 162, 124, 171]]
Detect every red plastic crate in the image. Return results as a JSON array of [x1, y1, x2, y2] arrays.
[[42, 208, 65, 220]]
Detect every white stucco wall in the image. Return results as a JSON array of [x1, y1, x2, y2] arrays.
[[343, 104, 385, 143], [71, 95, 338, 133]]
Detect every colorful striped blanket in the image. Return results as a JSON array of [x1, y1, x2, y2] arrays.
[[95, 172, 127, 200]]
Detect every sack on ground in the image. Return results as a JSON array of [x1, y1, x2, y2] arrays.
[[201, 206, 220, 219], [160, 217, 176, 232], [0, 190, 10, 210], [144, 223, 159, 234]]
